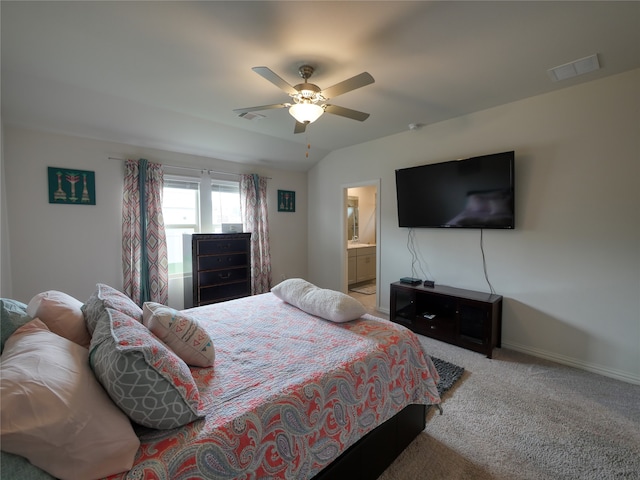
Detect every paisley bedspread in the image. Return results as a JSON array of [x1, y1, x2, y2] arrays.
[[104, 292, 440, 480]]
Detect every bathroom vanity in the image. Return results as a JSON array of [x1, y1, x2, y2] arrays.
[[348, 244, 376, 285]]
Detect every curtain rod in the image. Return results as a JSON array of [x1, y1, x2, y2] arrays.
[[107, 157, 271, 179]]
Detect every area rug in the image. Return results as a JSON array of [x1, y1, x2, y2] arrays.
[[349, 285, 376, 295], [430, 356, 464, 396]]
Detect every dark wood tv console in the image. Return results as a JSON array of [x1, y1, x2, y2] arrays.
[[390, 282, 503, 358]]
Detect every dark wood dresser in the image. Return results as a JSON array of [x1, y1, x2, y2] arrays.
[[183, 233, 252, 308]]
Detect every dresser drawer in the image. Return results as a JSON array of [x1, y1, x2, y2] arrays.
[[356, 246, 376, 256], [415, 315, 455, 339], [198, 267, 248, 286], [198, 282, 250, 305], [197, 253, 248, 271], [196, 238, 248, 255]]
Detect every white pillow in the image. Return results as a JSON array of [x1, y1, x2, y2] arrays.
[[0, 319, 140, 480], [271, 278, 366, 323], [142, 302, 215, 367], [26, 291, 91, 348]]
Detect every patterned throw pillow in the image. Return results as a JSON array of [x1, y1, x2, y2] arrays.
[[82, 283, 143, 335], [142, 302, 215, 367], [89, 308, 203, 429]]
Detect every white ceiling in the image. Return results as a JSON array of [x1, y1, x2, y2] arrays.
[[2, 1, 639, 172]]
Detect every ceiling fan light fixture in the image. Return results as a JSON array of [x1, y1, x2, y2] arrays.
[[289, 103, 324, 124], [237, 65, 374, 132]]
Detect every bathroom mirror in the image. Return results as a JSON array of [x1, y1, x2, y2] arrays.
[[347, 196, 359, 241]]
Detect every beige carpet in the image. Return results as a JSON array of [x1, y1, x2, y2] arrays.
[[379, 336, 640, 480]]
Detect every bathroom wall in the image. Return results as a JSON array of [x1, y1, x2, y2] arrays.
[[347, 185, 376, 244]]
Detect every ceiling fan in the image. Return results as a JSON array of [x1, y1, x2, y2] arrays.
[[234, 65, 375, 134]]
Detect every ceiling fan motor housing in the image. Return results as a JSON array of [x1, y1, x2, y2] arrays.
[[298, 65, 315, 80], [292, 65, 323, 102]]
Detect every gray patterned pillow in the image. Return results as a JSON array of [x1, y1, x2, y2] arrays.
[[82, 283, 143, 335], [1, 299, 31, 352], [89, 307, 203, 429]]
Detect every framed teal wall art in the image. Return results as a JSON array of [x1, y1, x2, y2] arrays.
[[277, 190, 295, 212], [48, 167, 96, 205]]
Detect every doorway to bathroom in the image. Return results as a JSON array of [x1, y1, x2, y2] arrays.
[[343, 180, 380, 315]]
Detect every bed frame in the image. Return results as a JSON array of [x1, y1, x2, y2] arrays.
[[312, 404, 426, 479]]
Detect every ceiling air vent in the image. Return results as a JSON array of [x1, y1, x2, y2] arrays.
[[547, 54, 600, 82], [238, 112, 266, 120]]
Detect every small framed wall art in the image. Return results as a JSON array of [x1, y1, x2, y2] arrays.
[[48, 166, 96, 205], [277, 190, 295, 212]]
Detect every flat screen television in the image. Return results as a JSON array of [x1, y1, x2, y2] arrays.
[[395, 151, 515, 229]]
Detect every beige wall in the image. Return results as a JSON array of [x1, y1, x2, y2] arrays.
[[308, 69, 640, 384], [0, 120, 11, 298], [2, 128, 308, 308]]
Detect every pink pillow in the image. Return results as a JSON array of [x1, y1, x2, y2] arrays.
[[0, 319, 139, 480], [26, 291, 91, 348]]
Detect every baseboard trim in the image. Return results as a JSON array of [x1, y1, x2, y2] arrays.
[[502, 340, 640, 385]]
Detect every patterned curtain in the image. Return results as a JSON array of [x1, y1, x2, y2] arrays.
[[240, 174, 272, 294], [122, 159, 168, 305]]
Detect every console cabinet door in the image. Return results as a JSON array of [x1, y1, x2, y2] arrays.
[[390, 286, 416, 330], [456, 301, 490, 348]]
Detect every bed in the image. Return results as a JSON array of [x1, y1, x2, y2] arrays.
[[0, 280, 441, 480]]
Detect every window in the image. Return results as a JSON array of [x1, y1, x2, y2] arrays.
[[162, 174, 241, 275], [211, 179, 241, 231]]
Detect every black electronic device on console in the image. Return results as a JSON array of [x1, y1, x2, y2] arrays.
[[400, 277, 422, 285], [423, 280, 435, 288]]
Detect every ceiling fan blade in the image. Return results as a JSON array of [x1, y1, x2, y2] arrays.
[[252, 66, 298, 95], [321, 72, 375, 99], [324, 104, 370, 122], [233, 103, 289, 115], [293, 121, 307, 134]]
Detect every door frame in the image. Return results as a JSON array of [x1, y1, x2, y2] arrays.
[[341, 179, 381, 310]]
